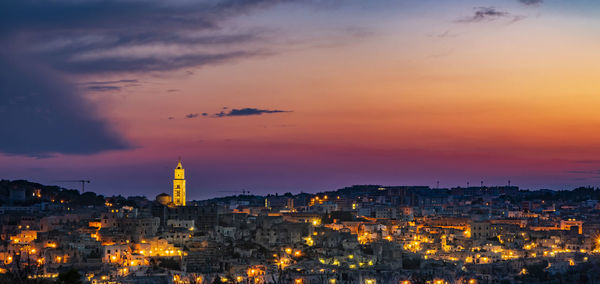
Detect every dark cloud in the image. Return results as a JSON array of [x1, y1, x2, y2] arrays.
[[85, 79, 138, 85], [0, 57, 131, 157], [168, 117, 175, 120], [518, 0, 543, 5], [0, 1, 284, 35], [185, 113, 200, 119], [458, 7, 523, 23], [84, 79, 139, 92], [167, 89, 180, 93], [202, 113, 208, 116], [86, 85, 121, 92], [1, 0, 281, 74], [0, 0, 293, 156], [52, 51, 260, 74], [215, 108, 291, 117]]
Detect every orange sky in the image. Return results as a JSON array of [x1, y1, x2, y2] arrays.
[[3, 0, 600, 198]]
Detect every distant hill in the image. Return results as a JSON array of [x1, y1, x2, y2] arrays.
[[0, 179, 105, 206]]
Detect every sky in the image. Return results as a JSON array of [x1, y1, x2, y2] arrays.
[[2, 0, 600, 200]]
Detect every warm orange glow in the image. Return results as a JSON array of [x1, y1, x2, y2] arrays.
[[304, 236, 314, 246], [89, 221, 102, 229]]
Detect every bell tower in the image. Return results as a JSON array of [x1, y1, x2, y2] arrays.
[[173, 157, 186, 206]]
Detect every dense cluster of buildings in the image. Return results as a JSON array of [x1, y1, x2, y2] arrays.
[[1, 161, 600, 283]]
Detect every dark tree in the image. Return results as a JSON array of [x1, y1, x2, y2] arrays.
[[56, 269, 82, 284]]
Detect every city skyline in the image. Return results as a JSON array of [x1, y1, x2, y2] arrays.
[[3, 0, 600, 199], [0, 178, 598, 283], [1, 154, 588, 200], [3, 1, 600, 283]]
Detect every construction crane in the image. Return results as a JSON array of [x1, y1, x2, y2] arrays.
[[55, 180, 90, 193]]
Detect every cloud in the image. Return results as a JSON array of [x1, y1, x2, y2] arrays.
[[53, 51, 261, 74], [1, 1, 281, 74], [214, 108, 291, 117], [85, 79, 138, 85], [185, 113, 200, 119], [518, 0, 543, 5], [0, 0, 293, 156], [84, 79, 139, 92], [0, 56, 132, 157], [457, 7, 523, 23], [86, 85, 121, 92], [430, 31, 459, 38]]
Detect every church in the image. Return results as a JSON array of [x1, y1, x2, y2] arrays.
[[154, 158, 187, 207], [172, 158, 186, 206]]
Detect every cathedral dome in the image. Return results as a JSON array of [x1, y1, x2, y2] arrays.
[[156, 193, 172, 205]]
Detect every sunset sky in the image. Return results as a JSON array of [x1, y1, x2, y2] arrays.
[[2, 0, 600, 199]]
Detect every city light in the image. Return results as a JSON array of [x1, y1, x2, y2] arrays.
[[1, 162, 598, 283]]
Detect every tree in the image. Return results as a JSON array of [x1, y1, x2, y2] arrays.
[[56, 269, 82, 284]]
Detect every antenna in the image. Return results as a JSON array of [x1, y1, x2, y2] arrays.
[[54, 180, 90, 193]]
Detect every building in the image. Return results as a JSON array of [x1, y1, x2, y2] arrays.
[[471, 221, 492, 240], [173, 158, 186, 206], [156, 193, 172, 206]]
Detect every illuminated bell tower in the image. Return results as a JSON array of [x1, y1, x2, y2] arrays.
[[173, 158, 186, 206]]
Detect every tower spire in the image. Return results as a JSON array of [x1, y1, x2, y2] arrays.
[[173, 157, 186, 206]]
